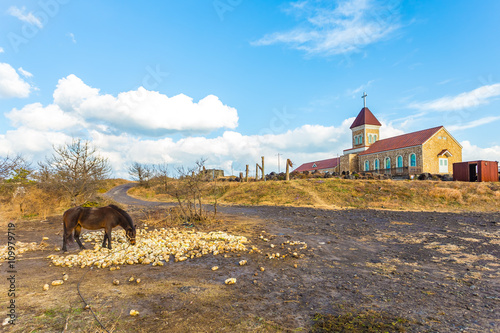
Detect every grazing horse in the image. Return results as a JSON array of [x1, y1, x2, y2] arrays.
[[62, 204, 136, 252]]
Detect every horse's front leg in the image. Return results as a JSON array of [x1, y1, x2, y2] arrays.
[[102, 232, 108, 248], [74, 225, 85, 250]]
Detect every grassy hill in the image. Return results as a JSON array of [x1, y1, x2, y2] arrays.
[[128, 178, 500, 212]]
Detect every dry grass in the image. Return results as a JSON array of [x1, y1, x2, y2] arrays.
[[0, 178, 129, 221], [129, 178, 500, 212]]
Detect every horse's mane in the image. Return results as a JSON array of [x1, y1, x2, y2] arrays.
[[108, 204, 134, 229]]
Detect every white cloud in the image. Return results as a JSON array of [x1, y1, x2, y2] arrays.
[[447, 116, 500, 132], [84, 121, 353, 178], [410, 83, 500, 111], [379, 121, 405, 139], [49, 74, 239, 135], [252, 0, 401, 56], [0, 127, 70, 158], [461, 140, 500, 162], [67, 33, 76, 43], [0, 63, 32, 98], [347, 80, 375, 97], [6, 103, 81, 131], [7, 6, 43, 28], [0, 47, 4, 53], [18, 67, 33, 78]]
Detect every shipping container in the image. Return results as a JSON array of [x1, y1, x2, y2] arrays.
[[453, 160, 499, 182]]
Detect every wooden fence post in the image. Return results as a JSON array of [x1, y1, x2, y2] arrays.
[[245, 165, 249, 182], [262, 156, 265, 181], [286, 159, 293, 181]]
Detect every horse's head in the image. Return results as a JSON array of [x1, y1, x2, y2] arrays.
[[126, 226, 136, 245]]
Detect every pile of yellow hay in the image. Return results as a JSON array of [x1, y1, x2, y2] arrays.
[[47, 228, 249, 268]]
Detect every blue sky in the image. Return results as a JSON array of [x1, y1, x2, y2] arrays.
[[1, 0, 499, 177]]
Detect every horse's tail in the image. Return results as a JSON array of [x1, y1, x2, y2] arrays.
[[108, 204, 135, 229]]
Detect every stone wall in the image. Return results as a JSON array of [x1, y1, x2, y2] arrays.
[[358, 146, 423, 171], [340, 154, 359, 173], [422, 128, 462, 174]]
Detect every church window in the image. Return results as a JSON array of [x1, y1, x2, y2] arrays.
[[397, 155, 403, 168], [374, 159, 379, 170], [385, 157, 391, 169], [354, 136, 358, 145], [364, 160, 369, 171], [312, 163, 317, 168], [360, 136, 363, 145], [409, 154, 416, 167], [374, 135, 377, 142]]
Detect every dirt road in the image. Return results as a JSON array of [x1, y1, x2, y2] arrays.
[[2, 184, 499, 332]]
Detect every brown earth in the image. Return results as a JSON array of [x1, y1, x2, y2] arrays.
[[1, 184, 499, 332]]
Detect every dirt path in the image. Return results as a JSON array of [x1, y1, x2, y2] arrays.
[[1, 184, 499, 332]]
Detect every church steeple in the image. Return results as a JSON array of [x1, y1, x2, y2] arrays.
[[350, 92, 381, 149]]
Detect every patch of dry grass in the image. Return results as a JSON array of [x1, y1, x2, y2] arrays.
[[122, 178, 500, 212]]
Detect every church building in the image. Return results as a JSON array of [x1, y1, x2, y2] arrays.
[[339, 93, 462, 175]]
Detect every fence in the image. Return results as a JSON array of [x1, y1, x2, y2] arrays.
[[363, 166, 422, 176]]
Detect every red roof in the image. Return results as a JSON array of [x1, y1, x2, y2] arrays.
[[350, 107, 382, 129], [358, 126, 443, 156], [437, 149, 452, 157], [293, 157, 340, 172]]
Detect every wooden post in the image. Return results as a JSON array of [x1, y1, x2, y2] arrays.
[[256, 163, 259, 181], [239, 172, 243, 182], [261, 156, 265, 181], [286, 159, 293, 181], [245, 165, 249, 182]]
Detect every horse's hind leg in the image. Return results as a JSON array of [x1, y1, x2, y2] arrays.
[[74, 225, 86, 250], [62, 230, 68, 252], [62, 222, 71, 252], [105, 228, 112, 249]]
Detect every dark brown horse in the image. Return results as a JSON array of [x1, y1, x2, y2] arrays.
[[62, 204, 136, 252]]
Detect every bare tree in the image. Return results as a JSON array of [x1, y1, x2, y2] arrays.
[[175, 158, 216, 222], [40, 139, 111, 205], [0, 155, 27, 180], [128, 162, 153, 187], [153, 163, 170, 193]]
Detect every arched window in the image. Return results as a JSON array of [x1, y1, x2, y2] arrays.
[[360, 136, 363, 145], [409, 153, 416, 167], [364, 160, 370, 171], [354, 136, 358, 145], [385, 157, 391, 169], [374, 135, 377, 142], [374, 159, 379, 170], [397, 155, 403, 168]]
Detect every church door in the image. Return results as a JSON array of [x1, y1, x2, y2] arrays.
[[439, 158, 448, 173]]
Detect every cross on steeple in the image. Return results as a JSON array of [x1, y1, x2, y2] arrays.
[[362, 92, 367, 108]]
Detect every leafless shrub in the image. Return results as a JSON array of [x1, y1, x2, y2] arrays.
[[38, 139, 111, 205], [175, 158, 218, 223], [151, 162, 170, 193], [128, 162, 153, 187]]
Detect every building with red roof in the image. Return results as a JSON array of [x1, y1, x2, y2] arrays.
[[339, 93, 462, 175], [293, 157, 340, 174]]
